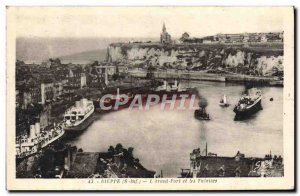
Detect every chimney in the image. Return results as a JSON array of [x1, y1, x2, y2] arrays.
[[30, 125, 36, 139], [35, 122, 40, 135], [117, 88, 120, 99], [104, 68, 108, 85], [205, 143, 208, 156]]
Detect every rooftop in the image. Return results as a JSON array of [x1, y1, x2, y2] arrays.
[[67, 152, 99, 178]]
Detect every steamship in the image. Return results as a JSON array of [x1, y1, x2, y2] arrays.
[[151, 79, 196, 99], [16, 122, 65, 160], [63, 98, 95, 132], [94, 88, 135, 112], [233, 88, 262, 119]]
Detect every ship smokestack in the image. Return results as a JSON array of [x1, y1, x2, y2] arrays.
[[30, 125, 36, 139], [105, 68, 108, 85], [117, 88, 120, 99], [35, 122, 40, 135]]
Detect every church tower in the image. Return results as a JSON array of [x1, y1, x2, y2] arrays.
[[162, 22, 166, 33], [160, 23, 172, 44]]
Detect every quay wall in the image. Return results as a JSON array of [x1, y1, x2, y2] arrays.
[[128, 69, 281, 86]]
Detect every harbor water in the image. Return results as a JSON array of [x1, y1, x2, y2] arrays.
[[67, 81, 283, 177]]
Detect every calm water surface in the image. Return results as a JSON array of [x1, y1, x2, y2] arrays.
[[68, 81, 283, 177]]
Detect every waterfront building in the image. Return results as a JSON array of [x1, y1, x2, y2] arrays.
[[67, 152, 100, 178], [215, 34, 227, 43], [65, 67, 87, 89], [91, 64, 127, 86], [265, 32, 283, 42], [67, 67, 82, 88], [225, 34, 243, 43], [180, 148, 284, 178], [278, 31, 284, 40], [249, 33, 260, 42], [261, 34, 268, 42], [80, 73, 87, 88], [16, 79, 41, 109], [53, 82, 64, 99], [160, 23, 172, 44], [37, 104, 51, 130], [91, 65, 112, 86], [182, 37, 204, 44], [41, 80, 54, 104], [243, 33, 250, 42]]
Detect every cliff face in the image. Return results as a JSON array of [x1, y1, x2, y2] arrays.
[[108, 43, 283, 76]]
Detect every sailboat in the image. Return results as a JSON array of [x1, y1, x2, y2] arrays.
[[219, 94, 230, 107]]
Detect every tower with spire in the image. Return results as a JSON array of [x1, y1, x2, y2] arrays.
[[160, 22, 172, 44], [162, 23, 166, 33]]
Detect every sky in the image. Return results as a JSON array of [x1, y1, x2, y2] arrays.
[[11, 6, 289, 61], [11, 7, 286, 39]]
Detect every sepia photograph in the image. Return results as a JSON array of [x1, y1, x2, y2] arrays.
[[6, 6, 294, 191]]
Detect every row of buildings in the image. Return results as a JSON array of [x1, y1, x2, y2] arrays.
[[16, 59, 129, 109], [158, 22, 283, 44], [15, 59, 129, 131], [16, 61, 87, 109], [17, 144, 155, 178], [180, 31, 284, 44], [16, 60, 91, 133], [180, 147, 284, 178]]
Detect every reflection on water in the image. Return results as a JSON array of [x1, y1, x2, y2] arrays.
[[68, 81, 283, 177]]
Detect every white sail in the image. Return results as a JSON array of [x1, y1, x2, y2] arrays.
[[223, 94, 227, 104]]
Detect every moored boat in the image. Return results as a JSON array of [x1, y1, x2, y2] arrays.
[[16, 122, 64, 160], [150, 79, 196, 100], [63, 98, 95, 133], [94, 88, 136, 112]]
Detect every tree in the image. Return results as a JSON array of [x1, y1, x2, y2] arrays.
[[108, 146, 115, 154], [115, 143, 123, 154], [128, 147, 134, 157]]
